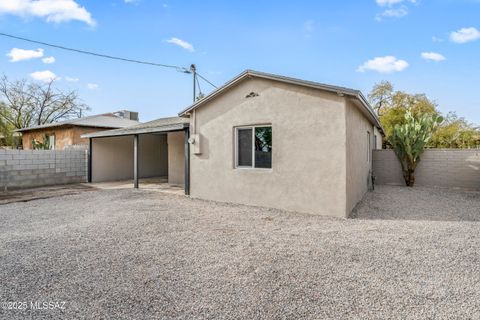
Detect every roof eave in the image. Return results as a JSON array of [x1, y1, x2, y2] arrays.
[[81, 122, 189, 139], [178, 70, 362, 116], [178, 70, 384, 134], [15, 123, 130, 133], [355, 92, 385, 135]]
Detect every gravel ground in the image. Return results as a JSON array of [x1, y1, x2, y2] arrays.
[[0, 186, 479, 319], [354, 185, 480, 221]]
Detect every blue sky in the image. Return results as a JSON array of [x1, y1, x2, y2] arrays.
[[0, 0, 479, 124]]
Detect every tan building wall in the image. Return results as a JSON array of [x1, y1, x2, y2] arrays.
[[189, 77, 348, 217], [345, 100, 375, 215], [92, 135, 134, 182], [91, 133, 175, 183], [139, 134, 168, 178], [22, 126, 110, 150], [167, 131, 185, 186], [373, 126, 383, 150]]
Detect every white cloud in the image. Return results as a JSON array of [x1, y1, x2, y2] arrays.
[[357, 56, 409, 73], [42, 56, 55, 64], [376, 0, 416, 6], [30, 70, 58, 82], [7, 48, 43, 62], [87, 83, 98, 89], [421, 52, 446, 62], [304, 19, 315, 33], [124, 0, 140, 3], [0, 0, 95, 26], [375, 0, 417, 20], [376, 0, 404, 6], [376, 6, 408, 20], [450, 27, 480, 44], [165, 37, 194, 52], [65, 76, 79, 82], [432, 36, 444, 43]]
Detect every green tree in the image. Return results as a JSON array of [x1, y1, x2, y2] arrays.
[[430, 112, 480, 148], [0, 75, 89, 147], [31, 134, 51, 150], [390, 111, 441, 186], [368, 80, 393, 115], [368, 81, 480, 149]]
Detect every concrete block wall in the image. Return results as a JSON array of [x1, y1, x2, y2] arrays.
[[373, 149, 480, 190], [0, 148, 88, 190]]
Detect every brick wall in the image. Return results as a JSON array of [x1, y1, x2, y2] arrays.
[[373, 149, 480, 190], [0, 148, 87, 190]]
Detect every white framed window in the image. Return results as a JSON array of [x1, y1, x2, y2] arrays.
[[235, 125, 272, 169], [47, 134, 55, 150]]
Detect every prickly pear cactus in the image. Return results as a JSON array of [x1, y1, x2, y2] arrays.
[[389, 111, 441, 186]]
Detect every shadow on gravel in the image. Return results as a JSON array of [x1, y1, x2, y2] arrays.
[[0, 184, 95, 205], [352, 185, 480, 222]]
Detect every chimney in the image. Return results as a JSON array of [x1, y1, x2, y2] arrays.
[[114, 110, 139, 121]]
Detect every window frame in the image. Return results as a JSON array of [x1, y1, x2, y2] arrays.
[[234, 125, 272, 169], [47, 134, 56, 150]]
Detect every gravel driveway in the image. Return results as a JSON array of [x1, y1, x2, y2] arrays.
[[1, 186, 479, 319]]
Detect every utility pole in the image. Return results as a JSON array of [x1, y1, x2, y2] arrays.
[[190, 64, 196, 103]]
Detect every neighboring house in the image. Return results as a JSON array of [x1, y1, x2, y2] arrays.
[[16, 111, 140, 150], [83, 71, 383, 218]]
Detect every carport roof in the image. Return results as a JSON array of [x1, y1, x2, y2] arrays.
[[81, 116, 189, 138]]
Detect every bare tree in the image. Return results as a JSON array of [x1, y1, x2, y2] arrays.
[[0, 75, 89, 130]]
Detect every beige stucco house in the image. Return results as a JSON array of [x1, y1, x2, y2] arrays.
[[83, 70, 383, 218]]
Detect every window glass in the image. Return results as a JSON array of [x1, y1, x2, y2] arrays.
[[48, 135, 55, 150], [237, 128, 252, 166], [254, 127, 272, 168]]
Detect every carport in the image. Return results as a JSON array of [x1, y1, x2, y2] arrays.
[[81, 117, 190, 194]]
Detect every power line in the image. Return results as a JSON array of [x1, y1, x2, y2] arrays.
[[197, 72, 218, 89], [0, 32, 186, 71], [0, 31, 219, 89]]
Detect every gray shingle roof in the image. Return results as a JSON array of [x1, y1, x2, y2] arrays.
[[16, 113, 140, 132], [81, 116, 189, 138]]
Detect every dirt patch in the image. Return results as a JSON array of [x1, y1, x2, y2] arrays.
[[0, 184, 94, 205]]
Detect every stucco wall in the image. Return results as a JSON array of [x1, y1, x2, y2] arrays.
[[373, 126, 383, 150], [22, 126, 111, 150], [167, 131, 185, 186], [373, 149, 480, 190], [92, 135, 134, 182], [189, 77, 347, 217], [345, 100, 375, 215], [91, 134, 168, 182], [139, 134, 168, 178]]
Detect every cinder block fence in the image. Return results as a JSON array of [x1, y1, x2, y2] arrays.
[[373, 149, 480, 190], [0, 148, 87, 190]]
